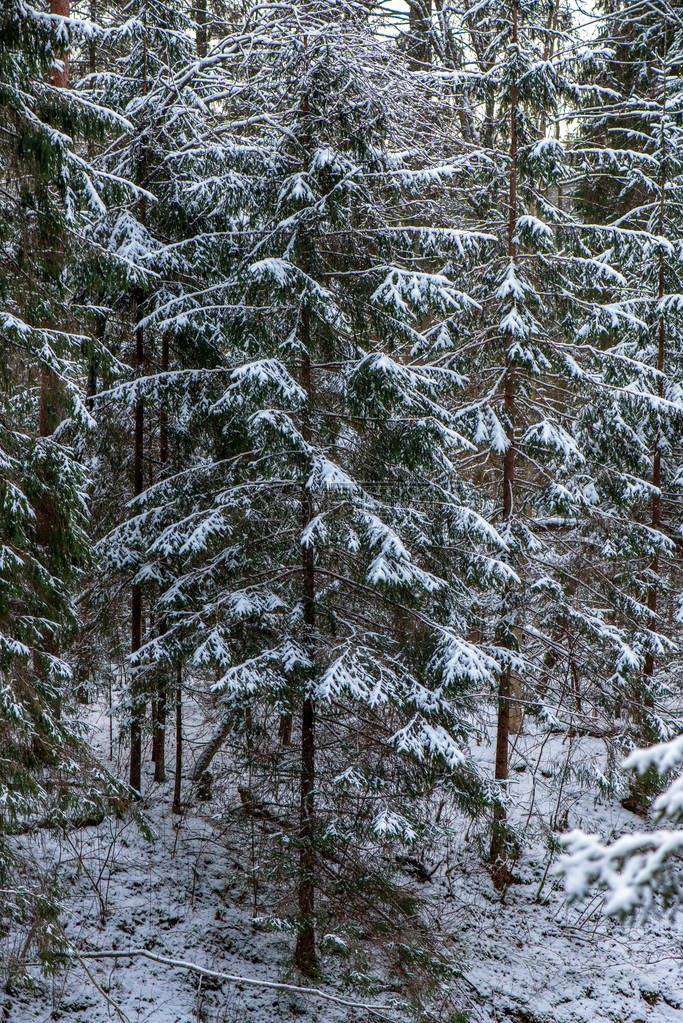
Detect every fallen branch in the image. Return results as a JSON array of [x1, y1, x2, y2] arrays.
[[71, 948, 403, 1020]]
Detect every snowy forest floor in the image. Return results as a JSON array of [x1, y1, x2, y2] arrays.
[[5, 697, 682, 1023]]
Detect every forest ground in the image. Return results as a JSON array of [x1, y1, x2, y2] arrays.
[[4, 696, 682, 1023]]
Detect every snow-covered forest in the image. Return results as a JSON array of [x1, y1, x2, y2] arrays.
[[1, 0, 681, 1020]]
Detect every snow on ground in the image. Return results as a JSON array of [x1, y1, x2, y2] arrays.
[[4, 697, 682, 1023]]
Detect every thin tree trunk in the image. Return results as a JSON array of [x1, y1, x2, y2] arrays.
[[89, 0, 97, 76], [40, 0, 70, 438], [296, 693, 316, 975], [278, 711, 292, 746], [34, 0, 71, 721], [294, 90, 318, 968], [295, 315, 317, 976], [172, 664, 183, 814], [153, 684, 166, 782], [151, 695, 157, 762], [129, 24, 150, 795], [643, 55, 668, 688], [153, 334, 169, 782], [129, 314, 144, 794], [490, 0, 518, 873], [192, 717, 231, 781]]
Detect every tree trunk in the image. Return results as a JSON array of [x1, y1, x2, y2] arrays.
[[295, 693, 316, 975], [129, 33, 150, 794], [172, 664, 183, 814], [294, 234, 318, 974], [50, 0, 70, 88], [490, 0, 518, 875], [153, 684, 166, 782], [153, 334, 169, 782], [296, 456, 316, 974], [34, 0, 72, 722], [194, 0, 208, 57], [278, 711, 292, 746], [89, 0, 97, 77], [192, 717, 231, 781], [406, 0, 432, 69], [129, 309, 145, 793], [643, 59, 667, 690], [40, 0, 70, 439]]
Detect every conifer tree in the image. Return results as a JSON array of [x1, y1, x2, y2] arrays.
[[80, 0, 200, 794], [570, 0, 683, 800], [557, 0, 683, 914], [394, 0, 682, 877], [120, 0, 509, 978], [560, 730, 683, 914], [0, 0, 125, 971]]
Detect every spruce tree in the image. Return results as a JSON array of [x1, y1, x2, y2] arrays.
[[80, 0, 201, 794], [121, 0, 508, 980], [399, 0, 682, 877], [558, 0, 683, 912], [571, 0, 683, 801], [0, 0, 124, 972]]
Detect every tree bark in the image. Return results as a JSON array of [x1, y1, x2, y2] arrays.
[[295, 319, 318, 976], [153, 334, 169, 782], [129, 314, 145, 794], [296, 692, 316, 975], [129, 29, 150, 794], [406, 0, 432, 69], [172, 664, 183, 814], [643, 56, 667, 688], [490, 0, 518, 874], [40, 0, 70, 438], [194, 0, 208, 58], [192, 717, 231, 781], [50, 0, 70, 88], [294, 148, 318, 973], [278, 711, 293, 746]]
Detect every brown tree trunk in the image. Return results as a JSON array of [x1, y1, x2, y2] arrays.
[[406, 0, 432, 68], [129, 313, 145, 794], [153, 334, 169, 782], [39, 369, 61, 438], [129, 30, 150, 794], [490, 0, 518, 874], [172, 664, 183, 814], [40, 0, 70, 438], [153, 684, 166, 782], [194, 0, 208, 58], [278, 711, 292, 746], [89, 0, 97, 76], [643, 61, 667, 689], [296, 691, 316, 975], [50, 0, 70, 87], [34, 0, 71, 720]]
